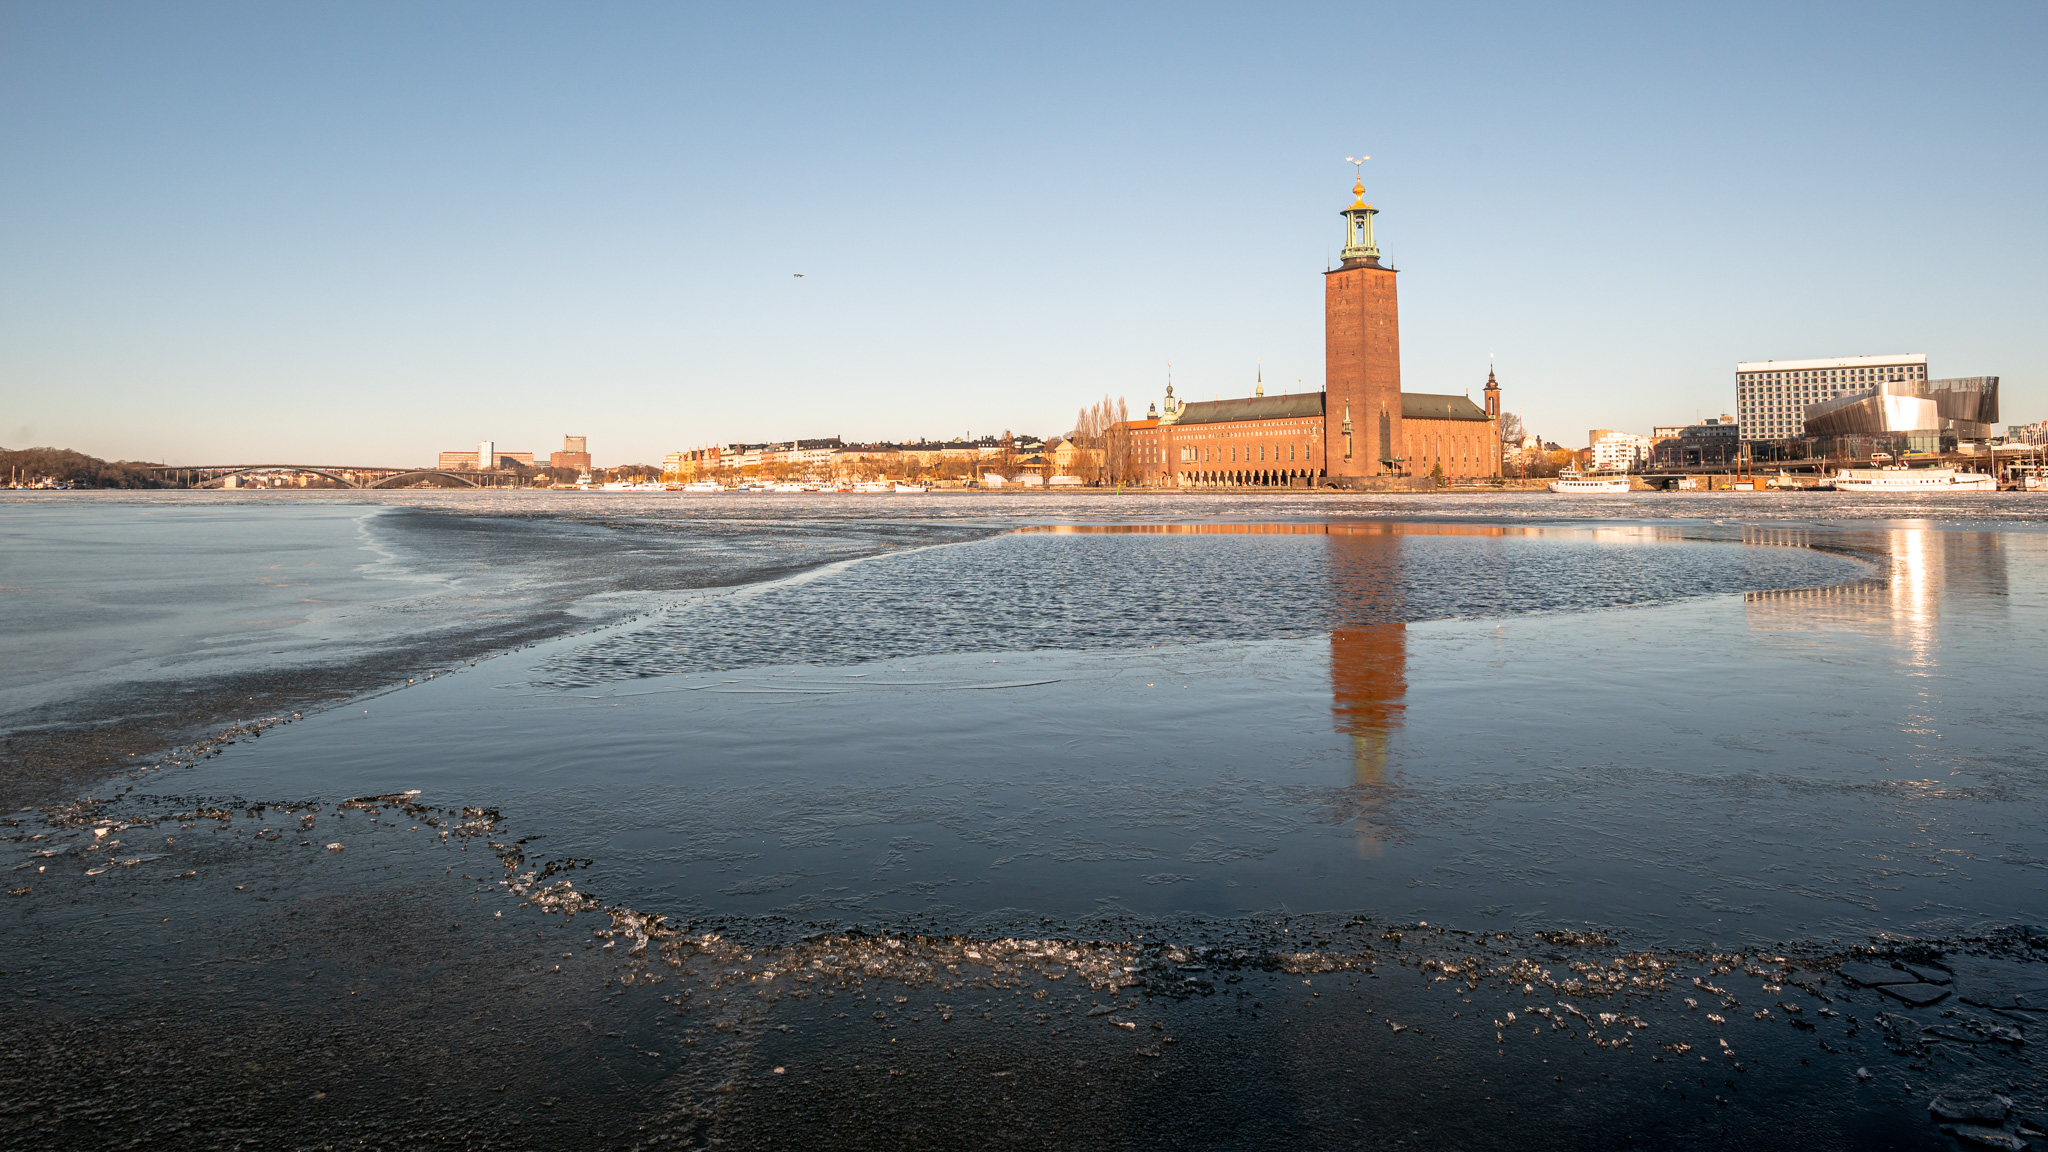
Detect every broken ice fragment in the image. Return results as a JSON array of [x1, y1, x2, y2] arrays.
[[1930, 1094, 2013, 1125]]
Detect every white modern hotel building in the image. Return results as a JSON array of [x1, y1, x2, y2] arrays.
[[1734, 354, 1927, 439]]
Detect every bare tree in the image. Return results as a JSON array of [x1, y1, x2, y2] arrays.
[[1072, 405, 1104, 483], [1498, 411, 1524, 444], [1071, 396, 1131, 485], [1104, 397, 1132, 486]]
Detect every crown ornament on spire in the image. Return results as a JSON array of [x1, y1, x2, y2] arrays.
[[1338, 155, 1381, 268]]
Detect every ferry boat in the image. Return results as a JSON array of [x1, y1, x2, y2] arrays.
[[1547, 469, 1631, 494], [850, 481, 892, 494], [1833, 466, 1996, 493], [680, 481, 724, 493], [892, 483, 927, 494]]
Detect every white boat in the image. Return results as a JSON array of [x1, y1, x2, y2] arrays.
[[892, 483, 926, 494], [1548, 470, 1631, 494], [680, 481, 724, 493], [1833, 466, 1996, 493], [850, 481, 892, 494]]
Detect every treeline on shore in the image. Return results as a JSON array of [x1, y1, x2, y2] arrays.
[[2, 447, 170, 488]]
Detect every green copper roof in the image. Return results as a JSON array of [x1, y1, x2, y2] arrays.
[[1401, 393, 1491, 422], [1167, 392, 1325, 426]]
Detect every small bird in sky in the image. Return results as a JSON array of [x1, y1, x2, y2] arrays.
[[793, 273, 804, 278]]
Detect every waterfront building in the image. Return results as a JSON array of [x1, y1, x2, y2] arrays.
[[1926, 378, 2000, 440], [438, 446, 533, 470], [551, 435, 592, 471], [1121, 179, 1500, 487], [1588, 430, 1652, 473], [1735, 355, 1926, 439], [1787, 371, 1998, 446], [1648, 416, 1741, 468]]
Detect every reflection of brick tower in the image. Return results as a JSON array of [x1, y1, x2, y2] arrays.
[[1324, 176, 1402, 483], [1326, 525, 1406, 855]]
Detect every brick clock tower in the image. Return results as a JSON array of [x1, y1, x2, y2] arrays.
[[1324, 175, 1402, 482]]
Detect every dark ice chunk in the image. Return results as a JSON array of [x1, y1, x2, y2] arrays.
[[1924, 1026, 1988, 1044], [1930, 1094, 2012, 1124], [1879, 982, 1950, 1007], [1940, 1125, 2025, 1152], [1838, 961, 1921, 987]]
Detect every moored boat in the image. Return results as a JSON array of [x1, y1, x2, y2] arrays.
[[1548, 469, 1631, 494], [1833, 466, 1996, 493]]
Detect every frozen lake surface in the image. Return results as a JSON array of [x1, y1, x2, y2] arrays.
[[4, 490, 2046, 1150]]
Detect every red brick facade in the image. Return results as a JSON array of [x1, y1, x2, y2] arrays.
[[1398, 415, 1495, 480], [1323, 264, 1403, 482], [1126, 407, 1325, 488]]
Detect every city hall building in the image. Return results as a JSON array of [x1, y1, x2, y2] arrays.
[[1124, 180, 1501, 488]]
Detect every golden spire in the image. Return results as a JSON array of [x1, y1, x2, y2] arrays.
[[1345, 154, 1371, 208]]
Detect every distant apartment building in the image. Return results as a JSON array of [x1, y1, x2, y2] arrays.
[[762, 439, 844, 471], [550, 434, 592, 471], [1649, 416, 1741, 467], [437, 443, 533, 470], [1587, 429, 1652, 472], [1736, 355, 1926, 439]]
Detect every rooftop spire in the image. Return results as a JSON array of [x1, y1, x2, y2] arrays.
[[1255, 361, 1264, 397], [1338, 157, 1381, 268]]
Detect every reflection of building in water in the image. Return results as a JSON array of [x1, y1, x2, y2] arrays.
[[1743, 528, 2009, 669], [1327, 528, 1409, 857], [1331, 623, 1405, 785]]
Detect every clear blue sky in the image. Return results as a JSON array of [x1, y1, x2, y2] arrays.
[[3, 1, 2041, 465]]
